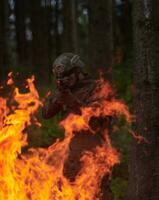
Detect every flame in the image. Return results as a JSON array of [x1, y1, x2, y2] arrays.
[[7, 72, 14, 85], [0, 75, 132, 200]]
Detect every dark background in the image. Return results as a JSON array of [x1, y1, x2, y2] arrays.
[[0, 0, 133, 86]]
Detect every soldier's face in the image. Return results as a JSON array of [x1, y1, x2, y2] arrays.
[[53, 65, 65, 80], [59, 73, 77, 89], [53, 65, 78, 89]]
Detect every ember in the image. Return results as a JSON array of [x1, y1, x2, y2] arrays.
[[0, 74, 132, 200]]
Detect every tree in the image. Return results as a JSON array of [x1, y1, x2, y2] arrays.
[[0, 0, 9, 79], [30, 0, 52, 84], [62, 0, 78, 53], [0, 0, 5, 69], [54, 0, 62, 56], [126, 0, 159, 199], [14, 0, 28, 66], [114, 0, 133, 62], [88, 0, 113, 78]]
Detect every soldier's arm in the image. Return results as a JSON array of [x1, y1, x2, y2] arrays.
[[42, 96, 62, 119]]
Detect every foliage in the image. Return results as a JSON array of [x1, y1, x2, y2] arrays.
[[41, 114, 64, 141], [110, 61, 133, 199], [111, 177, 128, 200], [113, 62, 133, 105]]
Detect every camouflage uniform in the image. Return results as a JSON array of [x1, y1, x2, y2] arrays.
[[42, 53, 111, 198]]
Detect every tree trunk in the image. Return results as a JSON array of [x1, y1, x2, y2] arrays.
[[0, 0, 5, 69], [0, 0, 9, 80], [62, 0, 78, 53], [121, 0, 133, 61], [114, 0, 133, 62], [30, 0, 51, 85], [14, 0, 28, 66], [126, 0, 159, 199], [54, 0, 61, 56], [88, 0, 113, 78]]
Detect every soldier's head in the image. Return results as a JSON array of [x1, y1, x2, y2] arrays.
[[52, 53, 85, 89]]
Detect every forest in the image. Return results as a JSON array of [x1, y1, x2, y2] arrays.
[[0, 0, 159, 200]]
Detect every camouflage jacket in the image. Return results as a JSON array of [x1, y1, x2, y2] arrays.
[[42, 76, 95, 118], [42, 76, 111, 182]]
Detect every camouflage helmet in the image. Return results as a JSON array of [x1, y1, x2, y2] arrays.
[[52, 53, 85, 78]]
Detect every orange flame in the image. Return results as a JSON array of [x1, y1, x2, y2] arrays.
[[7, 72, 14, 85], [0, 75, 133, 200]]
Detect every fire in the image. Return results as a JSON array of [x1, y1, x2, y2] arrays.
[[0, 74, 132, 200]]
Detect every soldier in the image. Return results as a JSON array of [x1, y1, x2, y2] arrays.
[[42, 52, 95, 118], [42, 52, 111, 198]]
